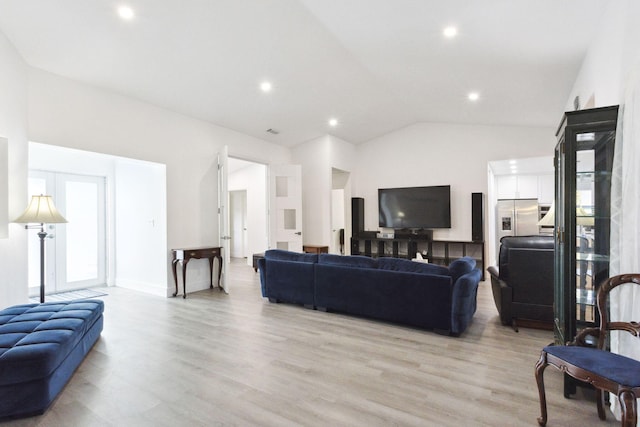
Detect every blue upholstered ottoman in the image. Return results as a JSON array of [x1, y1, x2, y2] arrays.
[[0, 299, 104, 419]]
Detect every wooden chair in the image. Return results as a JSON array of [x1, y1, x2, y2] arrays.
[[535, 273, 640, 427]]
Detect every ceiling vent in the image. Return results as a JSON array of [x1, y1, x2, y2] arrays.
[[266, 128, 279, 135]]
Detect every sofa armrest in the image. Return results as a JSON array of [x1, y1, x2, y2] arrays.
[[264, 259, 316, 306], [258, 258, 267, 297], [487, 265, 499, 280], [450, 268, 482, 335], [488, 267, 512, 325]]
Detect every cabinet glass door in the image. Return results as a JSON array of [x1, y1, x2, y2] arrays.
[[574, 130, 615, 330], [553, 106, 617, 349]]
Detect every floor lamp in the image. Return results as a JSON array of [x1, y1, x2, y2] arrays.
[[14, 195, 68, 303]]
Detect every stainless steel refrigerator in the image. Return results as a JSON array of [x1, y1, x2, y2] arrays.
[[496, 199, 540, 242]]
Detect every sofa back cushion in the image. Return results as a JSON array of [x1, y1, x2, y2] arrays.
[[498, 235, 554, 280], [318, 253, 378, 269], [265, 249, 318, 263], [378, 257, 449, 276], [508, 248, 554, 305], [448, 257, 476, 282]]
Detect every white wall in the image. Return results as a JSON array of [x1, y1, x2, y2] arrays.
[[0, 32, 29, 307], [115, 158, 167, 296], [27, 67, 290, 296], [566, 1, 640, 110], [228, 162, 268, 265], [292, 134, 356, 248], [0, 137, 8, 238], [353, 122, 556, 242]]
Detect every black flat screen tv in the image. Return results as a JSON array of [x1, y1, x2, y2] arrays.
[[378, 185, 451, 229]]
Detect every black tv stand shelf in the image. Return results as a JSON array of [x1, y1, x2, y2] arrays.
[[351, 236, 485, 281]]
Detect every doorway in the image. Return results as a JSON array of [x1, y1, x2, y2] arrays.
[[230, 190, 248, 258], [487, 156, 554, 267], [28, 142, 168, 297], [331, 168, 350, 255], [27, 171, 106, 295], [227, 157, 268, 266]]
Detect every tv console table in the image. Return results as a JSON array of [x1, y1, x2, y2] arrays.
[[351, 236, 485, 281]]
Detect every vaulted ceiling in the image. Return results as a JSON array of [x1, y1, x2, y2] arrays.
[[0, 0, 609, 146]]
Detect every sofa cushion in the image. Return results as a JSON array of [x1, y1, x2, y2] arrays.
[[264, 249, 318, 263], [448, 257, 476, 282], [378, 257, 449, 276], [318, 253, 378, 269]]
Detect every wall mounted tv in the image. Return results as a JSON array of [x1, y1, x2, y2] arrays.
[[378, 185, 451, 229]]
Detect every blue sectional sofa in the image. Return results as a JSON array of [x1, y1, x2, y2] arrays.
[[0, 299, 104, 419], [259, 250, 481, 336]]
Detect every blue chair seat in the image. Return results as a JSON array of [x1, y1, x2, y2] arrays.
[[544, 345, 640, 388]]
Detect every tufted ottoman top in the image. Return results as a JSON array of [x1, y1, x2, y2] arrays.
[[0, 300, 104, 386]]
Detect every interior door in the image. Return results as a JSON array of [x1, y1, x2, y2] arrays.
[[217, 146, 230, 292], [229, 190, 247, 258], [269, 164, 303, 252]]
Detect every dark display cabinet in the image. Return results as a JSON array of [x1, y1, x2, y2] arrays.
[[553, 106, 618, 395]]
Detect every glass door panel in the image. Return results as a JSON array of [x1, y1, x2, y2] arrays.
[[61, 178, 105, 286], [27, 171, 106, 296]]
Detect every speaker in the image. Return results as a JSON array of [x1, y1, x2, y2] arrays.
[[352, 197, 364, 238], [471, 192, 484, 242]]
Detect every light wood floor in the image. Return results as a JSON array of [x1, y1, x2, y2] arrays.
[[5, 259, 617, 426]]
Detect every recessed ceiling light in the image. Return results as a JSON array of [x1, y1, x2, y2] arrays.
[[443, 26, 458, 38], [260, 81, 272, 92], [328, 118, 338, 127], [117, 6, 135, 20], [468, 92, 480, 101]]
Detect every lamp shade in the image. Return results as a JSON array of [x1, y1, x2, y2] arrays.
[[576, 206, 595, 227], [537, 202, 555, 226], [14, 195, 68, 224], [536, 201, 595, 227]]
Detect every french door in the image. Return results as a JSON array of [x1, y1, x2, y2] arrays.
[[27, 171, 106, 295]]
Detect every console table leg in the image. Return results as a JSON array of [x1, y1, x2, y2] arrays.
[[208, 257, 214, 289], [182, 259, 190, 299], [171, 260, 179, 297], [216, 255, 223, 290]]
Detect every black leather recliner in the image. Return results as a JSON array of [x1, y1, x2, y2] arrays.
[[488, 235, 554, 331]]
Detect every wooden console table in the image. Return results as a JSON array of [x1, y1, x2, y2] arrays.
[[171, 246, 222, 298], [303, 245, 329, 254]]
